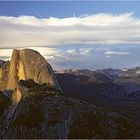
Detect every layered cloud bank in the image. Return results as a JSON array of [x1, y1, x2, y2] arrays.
[[0, 12, 140, 48], [0, 12, 140, 69], [0, 47, 59, 60]]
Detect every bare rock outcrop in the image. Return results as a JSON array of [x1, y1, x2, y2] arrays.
[[0, 49, 61, 91], [0, 49, 61, 137], [2, 87, 140, 139]]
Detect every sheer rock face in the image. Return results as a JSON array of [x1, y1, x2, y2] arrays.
[[0, 49, 61, 134], [0, 49, 61, 91]]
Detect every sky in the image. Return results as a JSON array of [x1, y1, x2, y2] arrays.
[[0, 1, 140, 70]]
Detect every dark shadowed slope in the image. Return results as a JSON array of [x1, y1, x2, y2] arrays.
[[1, 80, 140, 139], [56, 70, 140, 121]]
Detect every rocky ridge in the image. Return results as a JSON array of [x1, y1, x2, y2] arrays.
[[0, 49, 61, 109], [1, 80, 140, 139], [0, 49, 61, 91], [0, 49, 61, 137]]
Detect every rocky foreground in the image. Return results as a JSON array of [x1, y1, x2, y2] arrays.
[[1, 79, 140, 139]]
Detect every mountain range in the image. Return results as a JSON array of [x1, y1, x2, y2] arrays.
[[0, 49, 140, 138]]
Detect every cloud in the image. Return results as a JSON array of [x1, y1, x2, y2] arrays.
[[66, 48, 93, 55], [0, 49, 13, 59], [0, 47, 59, 60], [0, 13, 140, 70], [0, 12, 140, 48], [105, 51, 130, 57]]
